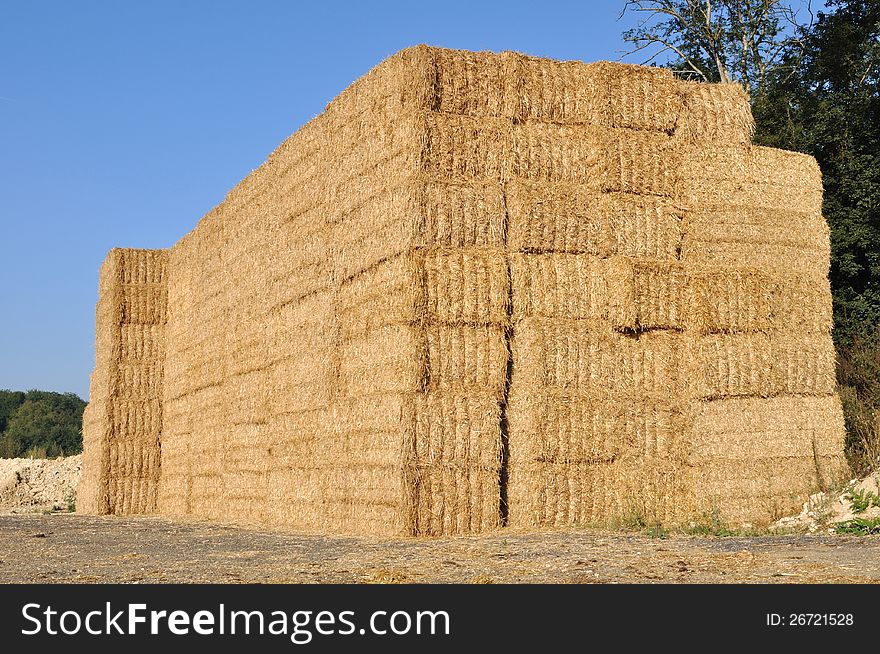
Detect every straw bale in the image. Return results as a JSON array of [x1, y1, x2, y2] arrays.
[[337, 324, 424, 397], [508, 457, 689, 527], [507, 183, 681, 259], [674, 81, 754, 143], [414, 392, 504, 469], [418, 178, 506, 248], [688, 395, 847, 462], [603, 128, 680, 197], [424, 113, 510, 181], [682, 204, 829, 276], [425, 325, 508, 394], [680, 145, 823, 213], [422, 247, 509, 325], [605, 192, 683, 259], [507, 389, 688, 464], [515, 57, 680, 130], [511, 122, 603, 183], [119, 324, 164, 361], [510, 253, 634, 325], [506, 181, 611, 255], [512, 318, 685, 393], [625, 262, 832, 334], [692, 333, 836, 399], [336, 255, 422, 341], [430, 47, 509, 117]]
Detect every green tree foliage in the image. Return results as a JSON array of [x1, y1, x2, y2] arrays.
[[621, 0, 810, 92], [0, 390, 86, 458], [0, 390, 25, 433]]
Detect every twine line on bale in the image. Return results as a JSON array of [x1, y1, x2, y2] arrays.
[[81, 45, 847, 535]]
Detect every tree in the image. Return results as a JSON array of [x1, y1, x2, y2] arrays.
[[0, 391, 86, 458], [0, 390, 25, 433], [621, 0, 813, 96]]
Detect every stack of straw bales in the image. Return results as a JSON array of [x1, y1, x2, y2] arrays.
[[82, 46, 846, 534], [80, 249, 166, 514]]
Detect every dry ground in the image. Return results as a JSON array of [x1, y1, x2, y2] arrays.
[[0, 514, 878, 583]]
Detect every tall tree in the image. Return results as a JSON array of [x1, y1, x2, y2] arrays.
[[621, 0, 812, 95]]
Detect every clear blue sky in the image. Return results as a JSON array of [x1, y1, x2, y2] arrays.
[[0, 0, 639, 400]]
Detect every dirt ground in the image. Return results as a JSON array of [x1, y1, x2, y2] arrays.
[[1, 514, 878, 583]]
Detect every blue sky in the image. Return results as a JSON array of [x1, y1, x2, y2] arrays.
[[0, 0, 640, 400]]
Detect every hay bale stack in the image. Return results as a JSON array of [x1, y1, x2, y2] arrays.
[[505, 54, 844, 528], [84, 46, 846, 533], [80, 248, 167, 515]]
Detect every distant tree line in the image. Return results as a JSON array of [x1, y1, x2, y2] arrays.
[[0, 390, 86, 458], [622, 0, 880, 472]]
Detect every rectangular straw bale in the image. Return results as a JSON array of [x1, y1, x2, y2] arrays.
[[269, 354, 333, 413], [267, 225, 333, 307], [687, 266, 772, 334], [507, 457, 688, 527], [413, 392, 503, 470], [505, 180, 611, 255], [515, 57, 680, 130], [603, 128, 680, 197], [512, 318, 685, 393], [508, 184, 686, 260], [680, 145, 823, 213], [674, 81, 754, 143], [337, 324, 424, 397], [605, 192, 683, 259], [692, 333, 836, 399], [419, 178, 506, 248], [431, 47, 509, 117], [328, 394, 414, 466], [695, 456, 846, 524], [510, 253, 634, 325], [770, 273, 834, 334], [425, 325, 508, 394], [422, 247, 509, 324], [113, 362, 163, 398], [336, 255, 421, 341], [689, 395, 846, 462], [119, 324, 164, 361], [682, 204, 829, 274], [413, 465, 501, 535], [630, 259, 690, 330], [424, 112, 510, 181], [506, 389, 688, 464], [224, 368, 270, 425], [511, 122, 603, 183], [322, 44, 437, 122], [120, 284, 167, 325]]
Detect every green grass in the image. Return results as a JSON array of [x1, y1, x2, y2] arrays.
[[846, 488, 880, 514], [834, 517, 880, 536]]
